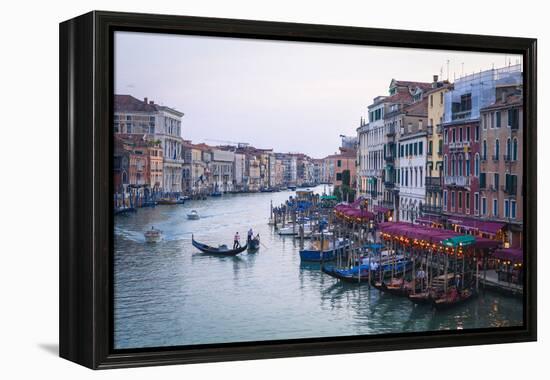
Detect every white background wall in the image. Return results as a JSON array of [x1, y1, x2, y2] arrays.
[[0, 0, 546, 378]]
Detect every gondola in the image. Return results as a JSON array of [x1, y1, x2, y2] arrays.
[[248, 237, 260, 253], [321, 265, 372, 284], [408, 291, 434, 305], [432, 288, 476, 310], [191, 235, 247, 256]]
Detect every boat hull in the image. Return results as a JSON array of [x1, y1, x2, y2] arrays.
[[192, 237, 247, 256]]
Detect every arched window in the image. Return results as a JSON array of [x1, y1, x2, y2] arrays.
[[458, 155, 463, 176], [495, 139, 500, 160], [474, 153, 480, 177], [482, 140, 487, 160], [513, 138, 518, 161]]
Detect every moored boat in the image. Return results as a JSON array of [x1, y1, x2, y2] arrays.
[[433, 288, 476, 310], [191, 235, 247, 256], [299, 237, 349, 262]]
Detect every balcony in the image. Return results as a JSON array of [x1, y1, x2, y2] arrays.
[[492, 154, 500, 161], [384, 181, 395, 189], [384, 155, 394, 163], [502, 185, 517, 196], [425, 176, 442, 190], [420, 204, 442, 215], [444, 175, 471, 188], [386, 125, 395, 137], [379, 200, 394, 209], [448, 141, 471, 151], [452, 110, 472, 121]]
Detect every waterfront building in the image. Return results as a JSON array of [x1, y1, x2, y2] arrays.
[[276, 153, 298, 186], [395, 96, 429, 222], [357, 97, 387, 208], [247, 156, 261, 191], [182, 141, 209, 195], [327, 148, 357, 189], [442, 65, 522, 241], [420, 77, 452, 221], [233, 153, 247, 191], [274, 159, 285, 187], [378, 80, 432, 221], [480, 84, 523, 247], [210, 148, 235, 193], [114, 95, 185, 193]]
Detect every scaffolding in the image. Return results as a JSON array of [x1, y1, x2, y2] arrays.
[[444, 64, 522, 123]]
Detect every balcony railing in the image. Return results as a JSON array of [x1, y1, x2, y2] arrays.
[[448, 141, 471, 150], [492, 154, 500, 161], [425, 176, 442, 189], [452, 110, 472, 121], [384, 181, 395, 189], [420, 204, 442, 214], [504, 154, 513, 162], [444, 175, 471, 188], [379, 200, 394, 209]]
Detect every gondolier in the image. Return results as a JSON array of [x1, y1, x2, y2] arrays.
[[247, 228, 254, 242], [233, 232, 241, 249]]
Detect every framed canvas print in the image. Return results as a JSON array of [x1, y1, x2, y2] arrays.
[[59, 11, 537, 369]]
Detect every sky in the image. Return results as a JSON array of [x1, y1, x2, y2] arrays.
[[114, 32, 521, 158]]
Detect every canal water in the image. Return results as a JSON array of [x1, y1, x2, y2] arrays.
[[114, 185, 523, 349]]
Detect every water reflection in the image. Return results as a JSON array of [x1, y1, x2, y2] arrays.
[[114, 186, 523, 349]]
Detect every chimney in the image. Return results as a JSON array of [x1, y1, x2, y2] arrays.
[[149, 100, 154, 105], [433, 75, 439, 83], [144, 97, 148, 104]]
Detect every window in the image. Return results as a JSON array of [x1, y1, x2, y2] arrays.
[[451, 155, 455, 175], [400, 144, 404, 157], [337, 160, 342, 167], [465, 192, 470, 211], [458, 192, 463, 209], [438, 139, 443, 155], [460, 93, 472, 111], [466, 127, 471, 141], [504, 199, 510, 218], [419, 120, 423, 130], [496, 111, 501, 128], [480, 172, 486, 189], [490, 112, 495, 128], [511, 200, 517, 219], [336, 173, 342, 181], [482, 197, 487, 215], [443, 191, 448, 211], [494, 139, 500, 160], [440, 92, 444, 104], [452, 128, 456, 142], [493, 199, 498, 217], [430, 95, 434, 107], [465, 158, 471, 176], [458, 156, 463, 176], [414, 142, 418, 155], [505, 174, 518, 195], [459, 127, 463, 142], [451, 191, 455, 209], [475, 125, 480, 141], [430, 118, 433, 127], [513, 138, 518, 161], [509, 108, 520, 129], [405, 170, 408, 187], [444, 155, 448, 176], [126, 123, 132, 133], [494, 173, 500, 190], [483, 114, 488, 130], [419, 141, 423, 155], [474, 193, 480, 214], [444, 130, 448, 143], [428, 141, 433, 155], [482, 140, 487, 160], [475, 154, 480, 176]]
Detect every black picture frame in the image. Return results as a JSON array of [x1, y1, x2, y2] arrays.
[[59, 10, 537, 369]]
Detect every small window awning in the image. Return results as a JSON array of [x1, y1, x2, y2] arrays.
[[442, 235, 476, 248]]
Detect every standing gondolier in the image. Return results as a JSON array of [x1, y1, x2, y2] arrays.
[[233, 232, 241, 249]]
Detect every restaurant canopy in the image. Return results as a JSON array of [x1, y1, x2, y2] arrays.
[[379, 222, 501, 250], [334, 197, 375, 221], [448, 217, 505, 236], [493, 248, 523, 264], [442, 235, 476, 248]]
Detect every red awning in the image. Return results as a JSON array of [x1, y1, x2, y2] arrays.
[[493, 248, 523, 264], [373, 206, 390, 214], [450, 217, 506, 235]]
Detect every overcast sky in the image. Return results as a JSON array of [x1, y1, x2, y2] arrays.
[[115, 31, 521, 158]]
